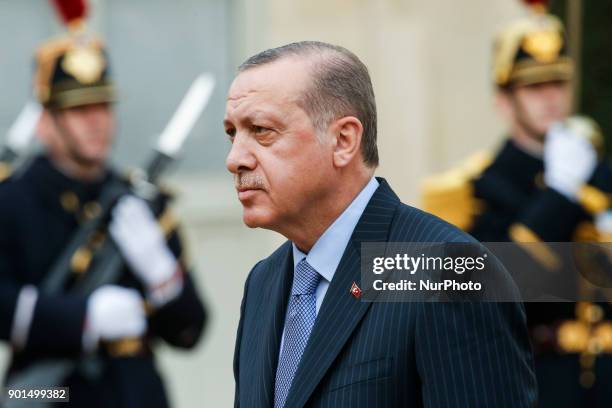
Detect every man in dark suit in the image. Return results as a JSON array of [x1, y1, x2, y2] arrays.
[[225, 41, 537, 407]]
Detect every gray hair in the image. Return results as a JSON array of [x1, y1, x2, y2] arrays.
[[238, 41, 379, 167]]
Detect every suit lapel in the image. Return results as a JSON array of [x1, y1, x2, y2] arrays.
[[253, 242, 294, 408], [284, 178, 400, 407]]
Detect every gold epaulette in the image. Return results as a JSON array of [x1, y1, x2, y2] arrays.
[[420, 151, 493, 231]]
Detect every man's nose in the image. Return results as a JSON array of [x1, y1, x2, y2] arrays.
[[87, 106, 111, 127], [542, 83, 566, 98], [226, 134, 257, 174]]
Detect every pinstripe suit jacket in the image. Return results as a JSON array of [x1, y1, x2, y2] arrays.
[[234, 178, 537, 407]]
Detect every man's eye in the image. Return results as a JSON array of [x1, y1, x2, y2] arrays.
[[225, 127, 236, 138], [252, 125, 269, 134]]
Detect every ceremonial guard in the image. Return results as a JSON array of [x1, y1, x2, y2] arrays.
[[422, 1, 612, 406], [0, 1, 207, 407]]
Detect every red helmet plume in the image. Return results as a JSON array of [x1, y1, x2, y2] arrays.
[[50, 0, 88, 26], [522, 0, 549, 12]]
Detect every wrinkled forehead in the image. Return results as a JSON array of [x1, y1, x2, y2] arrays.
[[225, 58, 311, 118]]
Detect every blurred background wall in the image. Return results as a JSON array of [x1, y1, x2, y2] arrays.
[[0, 0, 545, 406]]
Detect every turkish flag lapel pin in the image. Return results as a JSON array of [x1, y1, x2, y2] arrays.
[[350, 282, 362, 298]]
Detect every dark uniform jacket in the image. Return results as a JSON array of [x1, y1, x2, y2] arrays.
[[0, 155, 207, 407], [469, 139, 612, 407], [471, 139, 612, 241]]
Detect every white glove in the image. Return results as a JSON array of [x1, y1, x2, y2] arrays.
[[544, 122, 597, 201], [109, 195, 182, 306], [83, 285, 146, 352]]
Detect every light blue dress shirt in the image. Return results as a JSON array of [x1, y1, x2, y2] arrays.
[[279, 177, 379, 354]]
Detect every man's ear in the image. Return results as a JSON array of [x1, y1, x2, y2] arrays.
[[330, 116, 363, 168], [495, 89, 515, 122]]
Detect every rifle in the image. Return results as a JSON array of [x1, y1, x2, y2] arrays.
[[5, 74, 215, 399], [41, 73, 216, 294]]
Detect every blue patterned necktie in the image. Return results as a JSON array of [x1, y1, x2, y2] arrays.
[[274, 258, 321, 408]]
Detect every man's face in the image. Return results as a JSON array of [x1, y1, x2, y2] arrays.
[[508, 80, 572, 138], [224, 58, 335, 230], [52, 102, 115, 166]]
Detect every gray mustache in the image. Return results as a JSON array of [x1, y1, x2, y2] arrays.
[[235, 173, 266, 190]]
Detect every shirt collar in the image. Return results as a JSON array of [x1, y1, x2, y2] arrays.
[[292, 177, 379, 283]]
